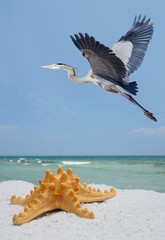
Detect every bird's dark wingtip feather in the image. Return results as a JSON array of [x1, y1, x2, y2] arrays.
[[70, 35, 74, 41], [141, 15, 146, 23], [137, 14, 141, 22], [133, 15, 137, 25], [85, 33, 90, 38], [74, 34, 80, 40], [78, 32, 84, 38], [133, 14, 153, 27], [70, 34, 83, 49]]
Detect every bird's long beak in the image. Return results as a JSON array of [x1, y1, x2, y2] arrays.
[[41, 64, 54, 69]]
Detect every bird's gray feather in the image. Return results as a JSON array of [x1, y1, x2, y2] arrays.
[[70, 33, 126, 85]]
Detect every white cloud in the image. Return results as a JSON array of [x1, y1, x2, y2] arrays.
[[28, 94, 47, 106], [72, 112, 81, 118], [41, 134, 68, 141], [61, 107, 81, 118], [0, 125, 18, 134], [130, 126, 165, 135], [28, 94, 35, 99], [62, 107, 69, 112], [42, 136, 57, 141], [38, 99, 47, 105]]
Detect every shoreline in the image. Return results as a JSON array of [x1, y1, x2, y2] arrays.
[[0, 180, 165, 240]]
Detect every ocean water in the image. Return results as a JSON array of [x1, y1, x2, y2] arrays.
[[0, 156, 165, 193]]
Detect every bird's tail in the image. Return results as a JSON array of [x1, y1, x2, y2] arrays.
[[123, 81, 138, 95], [119, 93, 157, 122]]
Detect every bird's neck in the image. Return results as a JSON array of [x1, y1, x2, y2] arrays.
[[66, 66, 76, 80], [64, 65, 90, 84]]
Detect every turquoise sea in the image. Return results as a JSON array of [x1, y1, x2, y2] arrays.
[[0, 156, 165, 193]]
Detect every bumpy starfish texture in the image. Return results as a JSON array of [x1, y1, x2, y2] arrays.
[[11, 167, 116, 225]]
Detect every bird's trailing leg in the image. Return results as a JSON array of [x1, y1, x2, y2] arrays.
[[118, 92, 157, 122]]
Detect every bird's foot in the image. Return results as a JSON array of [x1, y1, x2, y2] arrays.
[[144, 111, 157, 122]]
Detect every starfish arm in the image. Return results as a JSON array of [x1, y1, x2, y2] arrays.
[[11, 186, 40, 206], [78, 184, 117, 202], [12, 191, 59, 225], [11, 169, 59, 207], [61, 190, 94, 219]]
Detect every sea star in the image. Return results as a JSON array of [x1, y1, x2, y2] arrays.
[[11, 167, 116, 225]]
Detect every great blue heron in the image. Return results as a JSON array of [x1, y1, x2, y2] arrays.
[[42, 15, 157, 122]]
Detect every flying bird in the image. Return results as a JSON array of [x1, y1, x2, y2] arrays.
[[42, 15, 157, 122]]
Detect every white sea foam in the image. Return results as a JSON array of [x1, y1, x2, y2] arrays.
[[62, 161, 90, 165], [41, 164, 50, 167], [37, 160, 42, 164]]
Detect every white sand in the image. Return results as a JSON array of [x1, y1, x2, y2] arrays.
[[0, 181, 165, 240]]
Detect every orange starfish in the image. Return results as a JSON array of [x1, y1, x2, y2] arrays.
[[11, 167, 116, 225]]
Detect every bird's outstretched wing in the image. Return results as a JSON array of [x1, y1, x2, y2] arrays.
[[112, 15, 153, 77], [70, 33, 126, 84]]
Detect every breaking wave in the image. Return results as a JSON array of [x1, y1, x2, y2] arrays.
[[62, 161, 91, 166]]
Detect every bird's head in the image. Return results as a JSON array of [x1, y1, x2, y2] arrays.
[[41, 63, 71, 70]]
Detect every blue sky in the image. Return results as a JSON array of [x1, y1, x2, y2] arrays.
[[0, 0, 165, 155]]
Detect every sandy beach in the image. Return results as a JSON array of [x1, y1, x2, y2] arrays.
[[0, 180, 165, 240]]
